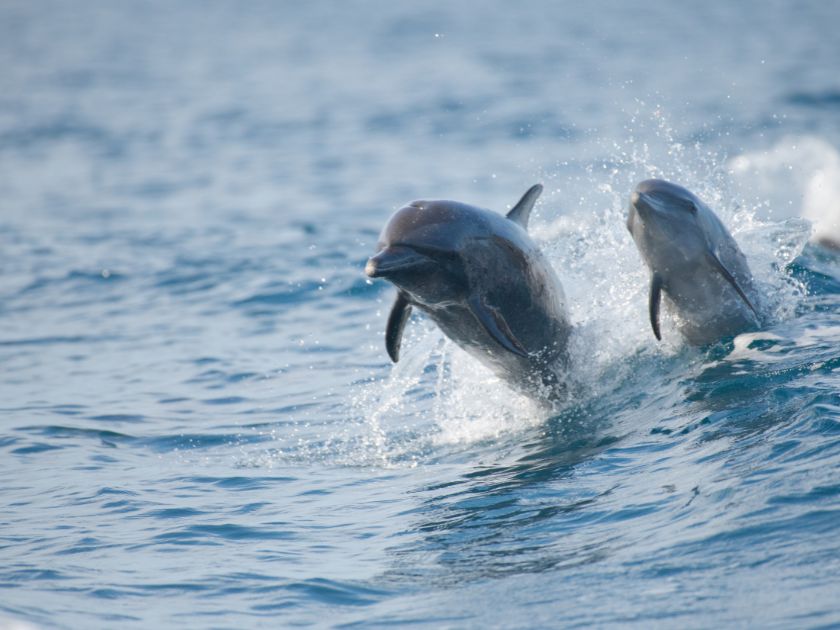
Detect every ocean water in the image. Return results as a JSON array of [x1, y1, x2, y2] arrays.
[[2, 1, 840, 628]]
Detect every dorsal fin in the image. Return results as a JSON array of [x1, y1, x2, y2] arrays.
[[506, 184, 543, 230]]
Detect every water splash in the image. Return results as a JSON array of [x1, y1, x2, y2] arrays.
[[728, 135, 840, 247], [259, 107, 812, 469]]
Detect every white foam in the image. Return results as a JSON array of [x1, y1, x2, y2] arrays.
[[728, 135, 840, 247]]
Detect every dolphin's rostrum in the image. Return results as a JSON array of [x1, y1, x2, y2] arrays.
[[627, 179, 762, 345], [366, 185, 572, 400]]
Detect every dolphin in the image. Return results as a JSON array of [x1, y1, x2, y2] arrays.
[[626, 179, 762, 346], [365, 184, 572, 400]]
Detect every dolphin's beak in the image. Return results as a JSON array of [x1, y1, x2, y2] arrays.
[[627, 190, 652, 233], [630, 190, 654, 216], [365, 246, 432, 278]]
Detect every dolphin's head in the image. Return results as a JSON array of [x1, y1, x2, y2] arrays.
[[626, 179, 708, 268], [365, 200, 481, 306]]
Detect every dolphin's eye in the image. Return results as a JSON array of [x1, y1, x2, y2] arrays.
[[400, 244, 466, 281], [396, 243, 450, 260], [657, 195, 696, 214]]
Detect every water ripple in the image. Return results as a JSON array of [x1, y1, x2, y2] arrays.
[[2, 2, 840, 628]]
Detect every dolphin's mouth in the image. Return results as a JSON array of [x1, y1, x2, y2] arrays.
[[627, 191, 657, 235], [365, 246, 433, 278]]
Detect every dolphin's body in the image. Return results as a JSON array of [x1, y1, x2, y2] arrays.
[[365, 185, 571, 400], [626, 179, 762, 345]]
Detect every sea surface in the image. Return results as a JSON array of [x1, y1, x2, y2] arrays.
[[2, 1, 840, 628]]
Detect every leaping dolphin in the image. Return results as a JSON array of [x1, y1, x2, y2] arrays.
[[365, 184, 572, 400], [626, 179, 762, 345]]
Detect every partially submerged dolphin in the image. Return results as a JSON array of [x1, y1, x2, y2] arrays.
[[365, 184, 572, 399], [627, 179, 762, 345]]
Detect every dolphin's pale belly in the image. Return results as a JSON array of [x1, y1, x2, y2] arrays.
[[427, 301, 569, 399], [665, 271, 759, 345]]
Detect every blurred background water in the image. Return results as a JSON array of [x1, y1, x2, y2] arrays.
[[2, 1, 840, 627]]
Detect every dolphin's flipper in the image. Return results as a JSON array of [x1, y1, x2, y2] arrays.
[[386, 292, 412, 362], [649, 272, 663, 341], [506, 184, 543, 230], [706, 251, 759, 319], [467, 295, 529, 357]]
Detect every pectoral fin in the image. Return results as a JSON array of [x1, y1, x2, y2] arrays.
[[467, 295, 529, 357], [385, 292, 412, 362], [706, 251, 759, 318], [649, 272, 663, 341]]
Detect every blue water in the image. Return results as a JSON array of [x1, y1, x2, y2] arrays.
[[2, 1, 840, 628]]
